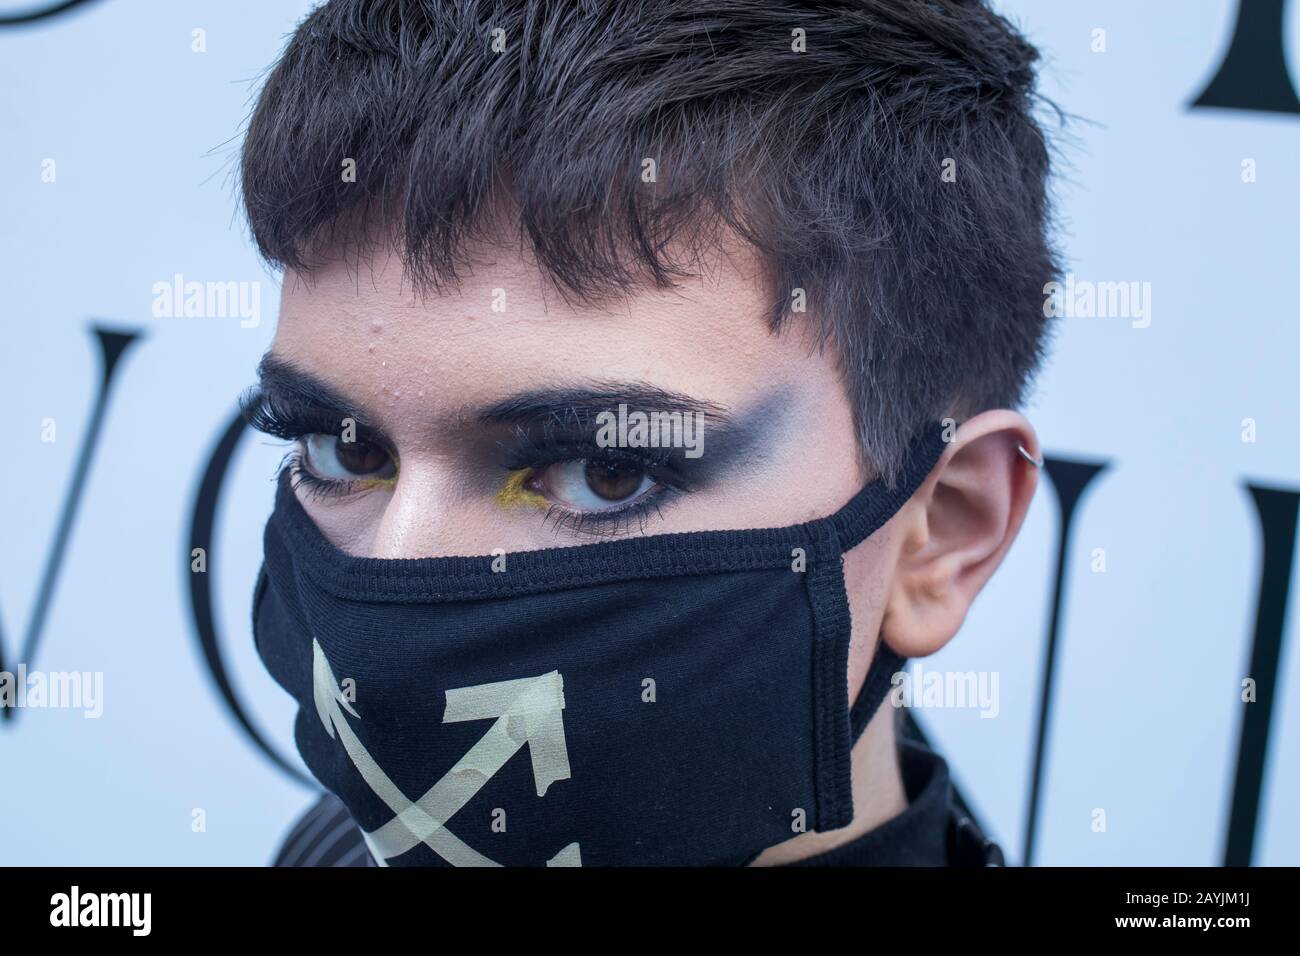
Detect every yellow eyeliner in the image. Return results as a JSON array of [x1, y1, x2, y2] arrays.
[[352, 454, 399, 492], [354, 475, 398, 492], [495, 468, 550, 512]]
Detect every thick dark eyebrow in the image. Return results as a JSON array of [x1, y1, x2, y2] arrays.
[[474, 384, 733, 427], [254, 354, 383, 433], [252, 355, 753, 462]]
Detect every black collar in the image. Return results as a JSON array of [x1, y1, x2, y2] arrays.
[[782, 739, 1002, 867]]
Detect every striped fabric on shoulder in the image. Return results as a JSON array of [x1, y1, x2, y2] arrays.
[[272, 793, 374, 867]]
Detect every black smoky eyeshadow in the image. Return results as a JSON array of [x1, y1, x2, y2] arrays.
[[495, 422, 705, 491]]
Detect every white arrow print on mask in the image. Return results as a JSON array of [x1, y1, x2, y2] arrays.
[[312, 639, 580, 867]]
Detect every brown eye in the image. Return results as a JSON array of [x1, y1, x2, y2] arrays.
[[531, 459, 656, 511], [335, 439, 389, 476], [583, 460, 645, 501], [302, 434, 397, 482]]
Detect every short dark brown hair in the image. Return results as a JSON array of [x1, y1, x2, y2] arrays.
[[241, 0, 1060, 484]]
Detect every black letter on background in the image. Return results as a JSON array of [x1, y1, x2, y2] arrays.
[[0, 325, 140, 723], [1022, 457, 1109, 866], [1192, 0, 1300, 115], [1224, 484, 1299, 865], [187, 409, 312, 786], [0, 0, 103, 28]]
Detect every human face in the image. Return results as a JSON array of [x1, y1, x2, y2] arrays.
[[255, 232, 910, 817], [259, 232, 897, 574]]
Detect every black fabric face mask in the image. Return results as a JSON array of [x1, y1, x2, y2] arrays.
[[253, 424, 947, 867]]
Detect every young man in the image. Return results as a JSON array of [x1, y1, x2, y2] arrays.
[[241, 0, 1054, 867]]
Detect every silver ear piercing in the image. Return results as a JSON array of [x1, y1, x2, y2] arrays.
[[1017, 444, 1044, 468]]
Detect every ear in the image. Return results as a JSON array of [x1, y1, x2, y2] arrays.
[[880, 410, 1040, 658]]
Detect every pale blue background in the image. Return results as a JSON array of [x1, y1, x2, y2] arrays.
[[0, 0, 1296, 864]]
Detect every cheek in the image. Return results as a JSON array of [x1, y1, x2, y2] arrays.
[[842, 531, 897, 705], [296, 488, 392, 556]]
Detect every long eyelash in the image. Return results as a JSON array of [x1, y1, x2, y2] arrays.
[[495, 417, 699, 537], [254, 391, 691, 532], [501, 424, 695, 490], [241, 387, 307, 439], [246, 386, 397, 501], [539, 491, 678, 539], [279, 448, 388, 503], [240, 386, 391, 452]]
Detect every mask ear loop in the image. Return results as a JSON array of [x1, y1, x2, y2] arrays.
[[847, 438, 1043, 740], [831, 424, 950, 742], [849, 644, 907, 741], [827, 425, 950, 553]]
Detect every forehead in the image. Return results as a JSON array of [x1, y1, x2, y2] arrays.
[[270, 234, 830, 426]]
